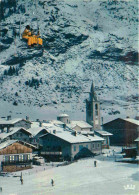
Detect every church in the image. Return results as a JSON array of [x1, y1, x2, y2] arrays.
[[86, 82, 112, 149]]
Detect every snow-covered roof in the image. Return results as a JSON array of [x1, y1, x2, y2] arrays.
[[0, 140, 16, 150], [41, 125, 103, 144], [0, 127, 31, 139], [134, 137, 139, 142], [0, 118, 31, 125], [50, 120, 64, 125], [58, 114, 69, 117], [95, 130, 113, 136], [31, 122, 40, 128], [81, 131, 94, 135], [87, 135, 104, 142], [124, 118, 139, 126], [31, 121, 54, 128], [103, 118, 139, 126], [27, 127, 47, 136], [0, 140, 36, 151], [67, 121, 92, 129]]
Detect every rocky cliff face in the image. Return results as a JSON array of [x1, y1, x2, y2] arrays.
[[0, 0, 138, 119]]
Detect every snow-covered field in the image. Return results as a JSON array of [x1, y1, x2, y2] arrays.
[[0, 156, 138, 195]]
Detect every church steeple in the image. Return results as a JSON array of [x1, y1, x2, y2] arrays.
[[86, 82, 101, 130], [89, 82, 97, 102]]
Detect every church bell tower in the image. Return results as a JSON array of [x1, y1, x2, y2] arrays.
[[86, 82, 101, 130]]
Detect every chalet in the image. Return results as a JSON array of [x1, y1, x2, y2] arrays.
[[95, 130, 113, 149], [40, 125, 104, 161], [0, 127, 32, 144], [102, 118, 139, 147], [0, 140, 36, 172], [0, 116, 31, 132]]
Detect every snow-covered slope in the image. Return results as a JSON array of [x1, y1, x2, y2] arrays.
[[1, 158, 139, 195], [0, 0, 138, 120]]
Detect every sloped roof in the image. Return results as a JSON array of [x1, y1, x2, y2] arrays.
[[58, 114, 69, 117], [0, 140, 36, 150], [27, 127, 47, 136], [67, 121, 92, 129], [0, 127, 31, 139], [134, 137, 139, 142], [0, 118, 31, 125], [87, 135, 104, 142], [50, 120, 64, 125], [103, 118, 139, 126], [124, 118, 139, 126], [95, 130, 113, 136], [41, 125, 103, 144], [0, 140, 16, 150]]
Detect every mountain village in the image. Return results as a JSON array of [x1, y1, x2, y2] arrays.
[[0, 0, 138, 194], [0, 82, 138, 173]]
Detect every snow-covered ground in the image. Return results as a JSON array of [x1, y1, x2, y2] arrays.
[[0, 155, 138, 195]]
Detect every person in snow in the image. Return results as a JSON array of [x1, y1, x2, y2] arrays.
[[51, 179, 54, 186], [94, 160, 97, 167], [20, 176, 23, 185]]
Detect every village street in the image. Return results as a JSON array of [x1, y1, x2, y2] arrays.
[[0, 155, 138, 195]]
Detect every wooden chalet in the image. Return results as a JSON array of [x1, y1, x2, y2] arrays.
[[0, 140, 36, 172]]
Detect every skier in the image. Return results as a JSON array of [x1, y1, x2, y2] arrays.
[[20, 175, 23, 185], [51, 179, 54, 186], [94, 160, 97, 167]]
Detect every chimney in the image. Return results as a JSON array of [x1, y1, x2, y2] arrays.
[[53, 130, 56, 134], [7, 115, 11, 121], [126, 116, 130, 119], [7, 126, 10, 133], [26, 116, 29, 121], [39, 121, 42, 127], [72, 131, 77, 136]]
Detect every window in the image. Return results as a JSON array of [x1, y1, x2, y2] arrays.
[[97, 144, 100, 148], [74, 146, 76, 152], [95, 104, 98, 116], [93, 144, 95, 148], [79, 145, 83, 151], [19, 155, 23, 161], [86, 145, 88, 149]]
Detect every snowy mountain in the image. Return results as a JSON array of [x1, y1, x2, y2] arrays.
[[0, 0, 138, 120]]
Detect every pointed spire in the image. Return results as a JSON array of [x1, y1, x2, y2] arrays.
[[90, 81, 97, 101], [90, 81, 94, 94]]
